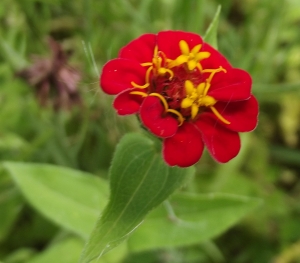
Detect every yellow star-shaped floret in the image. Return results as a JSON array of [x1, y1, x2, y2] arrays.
[[169, 40, 211, 71]]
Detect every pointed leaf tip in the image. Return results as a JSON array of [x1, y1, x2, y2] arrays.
[[204, 5, 222, 49]]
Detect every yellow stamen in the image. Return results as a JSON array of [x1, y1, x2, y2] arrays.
[[196, 63, 203, 73], [152, 46, 161, 70], [197, 67, 227, 96], [201, 68, 216, 73], [145, 66, 153, 84], [167, 109, 185, 126], [141, 62, 153, 67], [131, 81, 150, 89], [153, 45, 159, 56], [145, 45, 174, 80], [210, 106, 231, 124], [149, 93, 169, 112], [202, 66, 227, 83], [203, 83, 211, 96], [149, 93, 184, 126], [158, 68, 174, 80], [153, 56, 162, 69], [130, 91, 148, 97]]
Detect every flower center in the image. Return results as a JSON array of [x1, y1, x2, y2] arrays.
[[180, 67, 230, 124], [130, 41, 230, 125], [140, 46, 174, 83]]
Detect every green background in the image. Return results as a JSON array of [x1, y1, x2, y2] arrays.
[[1, 0, 300, 262]]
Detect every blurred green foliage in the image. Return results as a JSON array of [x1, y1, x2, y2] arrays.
[[0, 0, 300, 262]]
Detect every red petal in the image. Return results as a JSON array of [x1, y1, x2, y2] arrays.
[[201, 42, 232, 71], [214, 95, 259, 132], [119, 34, 156, 63], [157, 31, 203, 60], [113, 89, 144, 115], [100, 58, 146, 95], [208, 68, 252, 101], [195, 114, 241, 163], [140, 96, 178, 138], [163, 122, 204, 167]]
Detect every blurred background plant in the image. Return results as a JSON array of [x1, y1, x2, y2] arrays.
[[0, 0, 300, 262]]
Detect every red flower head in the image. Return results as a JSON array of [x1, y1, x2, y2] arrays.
[[100, 31, 258, 167]]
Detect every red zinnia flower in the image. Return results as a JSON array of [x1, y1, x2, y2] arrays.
[[100, 31, 258, 167]]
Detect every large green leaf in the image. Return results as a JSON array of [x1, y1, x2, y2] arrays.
[[203, 5, 221, 49], [3, 160, 260, 259], [3, 162, 109, 239], [128, 193, 262, 251], [80, 133, 194, 263]]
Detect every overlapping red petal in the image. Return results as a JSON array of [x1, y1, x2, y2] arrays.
[[100, 58, 146, 95], [195, 113, 241, 163], [163, 122, 204, 167], [207, 68, 252, 101], [201, 42, 232, 71], [140, 96, 178, 138], [157, 31, 203, 60], [113, 89, 145, 115], [213, 95, 259, 132], [119, 34, 156, 63]]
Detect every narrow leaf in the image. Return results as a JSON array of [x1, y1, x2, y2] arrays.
[[0, 187, 23, 241], [203, 5, 221, 49], [3, 162, 109, 239], [128, 193, 262, 251], [80, 133, 194, 263], [0, 36, 28, 70]]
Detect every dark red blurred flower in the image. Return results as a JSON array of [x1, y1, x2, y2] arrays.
[[100, 31, 258, 167], [18, 38, 81, 110]]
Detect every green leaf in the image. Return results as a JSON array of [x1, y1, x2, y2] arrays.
[[24, 236, 127, 263], [80, 133, 194, 263], [4, 248, 36, 263], [25, 237, 84, 263], [0, 186, 23, 242], [3, 162, 109, 239], [203, 5, 221, 49], [0, 36, 28, 71], [128, 193, 262, 252]]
